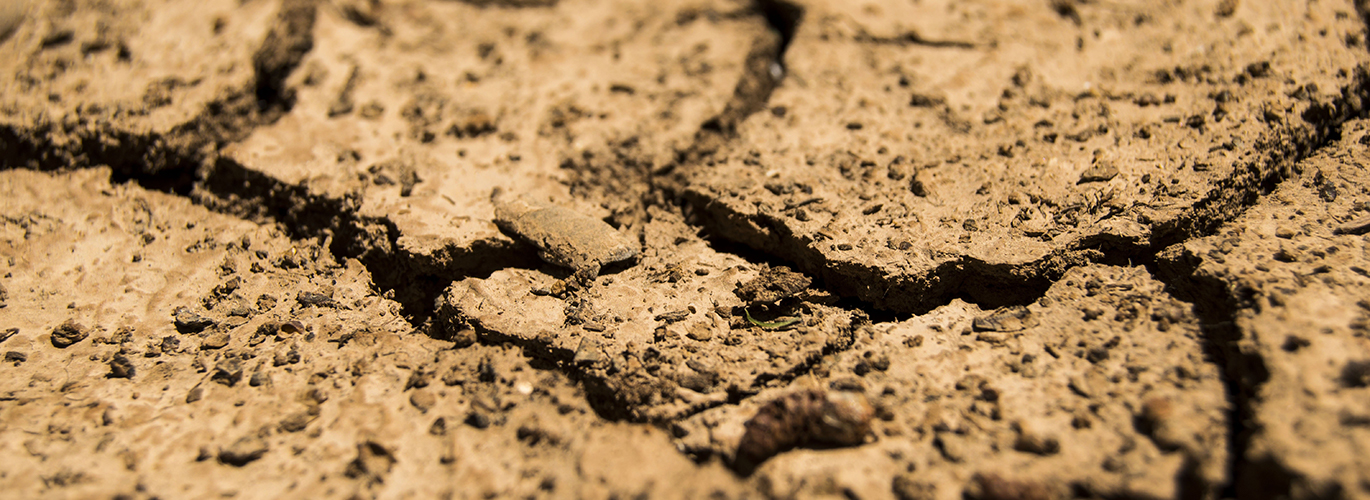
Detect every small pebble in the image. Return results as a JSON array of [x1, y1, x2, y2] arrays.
[[1077, 161, 1119, 183], [108, 354, 135, 379], [173, 307, 214, 333], [51, 319, 89, 348], [218, 436, 269, 466], [410, 390, 436, 413]]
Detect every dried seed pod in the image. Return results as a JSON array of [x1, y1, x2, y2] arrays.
[[733, 388, 874, 474]]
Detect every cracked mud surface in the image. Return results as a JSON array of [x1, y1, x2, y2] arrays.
[[3, 0, 1370, 498]]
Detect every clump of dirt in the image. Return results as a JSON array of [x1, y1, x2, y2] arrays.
[[735, 265, 811, 306]]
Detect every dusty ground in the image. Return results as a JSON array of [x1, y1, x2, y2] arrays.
[[3, 0, 1370, 498]]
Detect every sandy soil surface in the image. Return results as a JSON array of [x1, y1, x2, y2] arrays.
[[3, 0, 1370, 498]]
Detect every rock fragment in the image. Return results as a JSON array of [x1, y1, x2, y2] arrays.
[[972, 306, 1037, 332], [735, 266, 811, 306], [345, 441, 396, 483], [572, 337, 603, 365], [295, 291, 337, 308], [201, 331, 230, 350], [1076, 160, 1118, 184], [50, 320, 89, 348], [173, 307, 214, 333], [409, 390, 436, 413], [218, 436, 268, 466], [491, 191, 638, 276], [279, 408, 318, 433], [1333, 213, 1370, 235], [107, 354, 135, 379]]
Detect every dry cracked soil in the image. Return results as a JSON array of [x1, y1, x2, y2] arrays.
[[3, 0, 1370, 498]]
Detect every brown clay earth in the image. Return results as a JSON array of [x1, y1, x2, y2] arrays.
[[3, 0, 1370, 498]]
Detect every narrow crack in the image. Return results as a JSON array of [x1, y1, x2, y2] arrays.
[[1147, 92, 1370, 499], [1152, 242, 1271, 500], [194, 154, 536, 322], [667, 0, 802, 164], [676, 65, 1370, 321], [252, 0, 316, 118]]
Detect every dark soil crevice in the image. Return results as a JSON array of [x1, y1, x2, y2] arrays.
[[676, 63, 1370, 320], [1150, 67, 1370, 251], [196, 155, 533, 321], [252, 0, 317, 118], [0, 111, 233, 195], [851, 29, 977, 49], [1, 0, 315, 182], [1153, 243, 1273, 500], [674, 0, 802, 162], [1143, 67, 1370, 500]]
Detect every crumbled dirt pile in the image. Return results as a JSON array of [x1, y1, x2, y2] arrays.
[[4, 0, 1370, 498]]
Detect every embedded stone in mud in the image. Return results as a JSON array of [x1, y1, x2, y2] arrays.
[[50, 319, 89, 348], [492, 191, 639, 275]]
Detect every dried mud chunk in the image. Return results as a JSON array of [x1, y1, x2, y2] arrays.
[[50, 320, 89, 348], [173, 307, 215, 333], [218, 436, 268, 466], [735, 266, 811, 305], [257, 294, 278, 311], [653, 309, 691, 323], [491, 191, 638, 274], [972, 306, 1038, 332], [107, 354, 135, 379], [295, 291, 337, 308], [733, 389, 874, 474], [409, 390, 436, 413], [279, 408, 319, 432], [964, 473, 1062, 500], [345, 441, 396, 483], [573, 337, 603, 365], [1333, 213, 1370, 235], [1077, 160, 1119, 184], [892, 475, 937, 500], [201, 331, 230, 350], [211, 358, 245, 386]]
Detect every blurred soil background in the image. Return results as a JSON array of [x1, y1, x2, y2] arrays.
[[3, 0, 1370, 498]]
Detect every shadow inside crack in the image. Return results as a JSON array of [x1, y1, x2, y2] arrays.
[[252, 0, 317, 119], [1153, 243, 1275, 500], [686, 0, 803, 156]]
